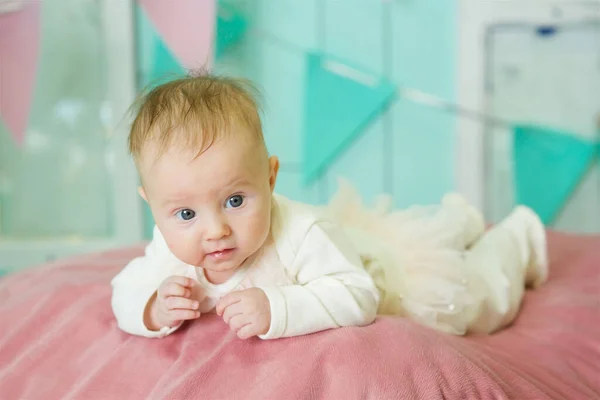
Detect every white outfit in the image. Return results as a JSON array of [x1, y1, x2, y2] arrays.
[[324, 180, 548, 335], [111, 181, 548, 339], [111, 192, 380, 340]]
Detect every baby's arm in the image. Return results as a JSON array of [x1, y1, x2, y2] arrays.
[[110, 228, 193, 338], [258, 221, 380, 339]]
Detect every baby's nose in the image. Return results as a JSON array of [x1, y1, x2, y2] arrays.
[[204, 216, 231, 240]]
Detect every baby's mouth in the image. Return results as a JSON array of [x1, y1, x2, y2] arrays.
[[206, 248, 235, 260]]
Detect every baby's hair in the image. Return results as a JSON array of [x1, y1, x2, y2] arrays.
[[128, 69, 264, 163]]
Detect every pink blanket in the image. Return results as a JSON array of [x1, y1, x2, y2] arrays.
[[0, 232, 599, 399]]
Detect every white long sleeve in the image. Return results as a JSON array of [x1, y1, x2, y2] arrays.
[[110, 227, 186, 338], [258, 221, 380, 340], [111, 194, 381, 341]]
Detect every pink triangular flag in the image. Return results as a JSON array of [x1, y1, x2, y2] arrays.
[[0, 1, 41, 146], [138, 0, 216, 70]]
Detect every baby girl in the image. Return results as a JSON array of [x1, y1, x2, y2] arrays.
[[111, 74, 547, 340]]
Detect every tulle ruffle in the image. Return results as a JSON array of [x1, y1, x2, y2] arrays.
[[321, 179, 482, 335]]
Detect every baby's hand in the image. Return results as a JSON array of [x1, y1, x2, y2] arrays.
[[216, 288, 271, 339], [145, 276, 201, 331]]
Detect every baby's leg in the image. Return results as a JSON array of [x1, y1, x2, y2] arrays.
[[462, 206, 548, 334]]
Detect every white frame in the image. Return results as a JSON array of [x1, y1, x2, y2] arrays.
[[0, 0, 143, 272], [456, 0, 600, 212]]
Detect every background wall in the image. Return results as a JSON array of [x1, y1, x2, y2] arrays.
[[0, 0, 114, 239], [1, 0, 598, 273], [137, 0, 458, 237], [0, 0, 142, 273]]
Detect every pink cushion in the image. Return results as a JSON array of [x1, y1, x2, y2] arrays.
[[0, 231, 598, 399]]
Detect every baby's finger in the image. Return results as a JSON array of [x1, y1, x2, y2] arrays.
[[216, 292, 241, 316], [228, 314, 251, 332], [193, 287, 207, 302], [166, 297, 199, 311], [169, 276, 194, 288], [236, 322, 256, 340], [162, 282, 190, 298], [167, 320, 182, 328], [169, 309, 200, 322], [222, 302, 243, 324]]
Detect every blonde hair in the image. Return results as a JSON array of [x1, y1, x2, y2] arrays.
[[129, 73, 264, 162]]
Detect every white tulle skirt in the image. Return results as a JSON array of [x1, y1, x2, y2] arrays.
[[320, 179, 488, 335]]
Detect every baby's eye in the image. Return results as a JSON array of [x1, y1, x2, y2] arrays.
[[176, 209, 196, 221], [226, 195, 244, 209]]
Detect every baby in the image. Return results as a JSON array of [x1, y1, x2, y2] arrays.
[[111, 74, 548, 340]]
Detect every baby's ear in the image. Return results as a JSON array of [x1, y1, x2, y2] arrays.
[[268, 156, 279, 191], [138, 186, 148, 202]]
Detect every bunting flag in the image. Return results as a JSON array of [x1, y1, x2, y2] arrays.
[[303, 53, 396, 184], [513, 124, 598, 224], [0, 1, 41, 146], [136, 5, 185, 88], [137, 0, 215, 70]]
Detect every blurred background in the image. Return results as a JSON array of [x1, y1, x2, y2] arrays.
[[0, 0, 599, 274]]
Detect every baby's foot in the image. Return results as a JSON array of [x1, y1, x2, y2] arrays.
[[442, 193, 485, 248], [513, 206, 549, 288]]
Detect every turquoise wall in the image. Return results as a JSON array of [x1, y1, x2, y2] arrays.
[[138, 0, 457, 237], [217, 0, 457, 207]]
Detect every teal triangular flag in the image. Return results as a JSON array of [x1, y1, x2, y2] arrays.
[[513, 124, 597, 224], [215, 1, 248, 58], [303, 53, 396, 183], [136, 5, 186, 90], [150, 39, 186, 84]]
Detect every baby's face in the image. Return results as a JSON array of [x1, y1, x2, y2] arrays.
[[138, 133, 278, 280]]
